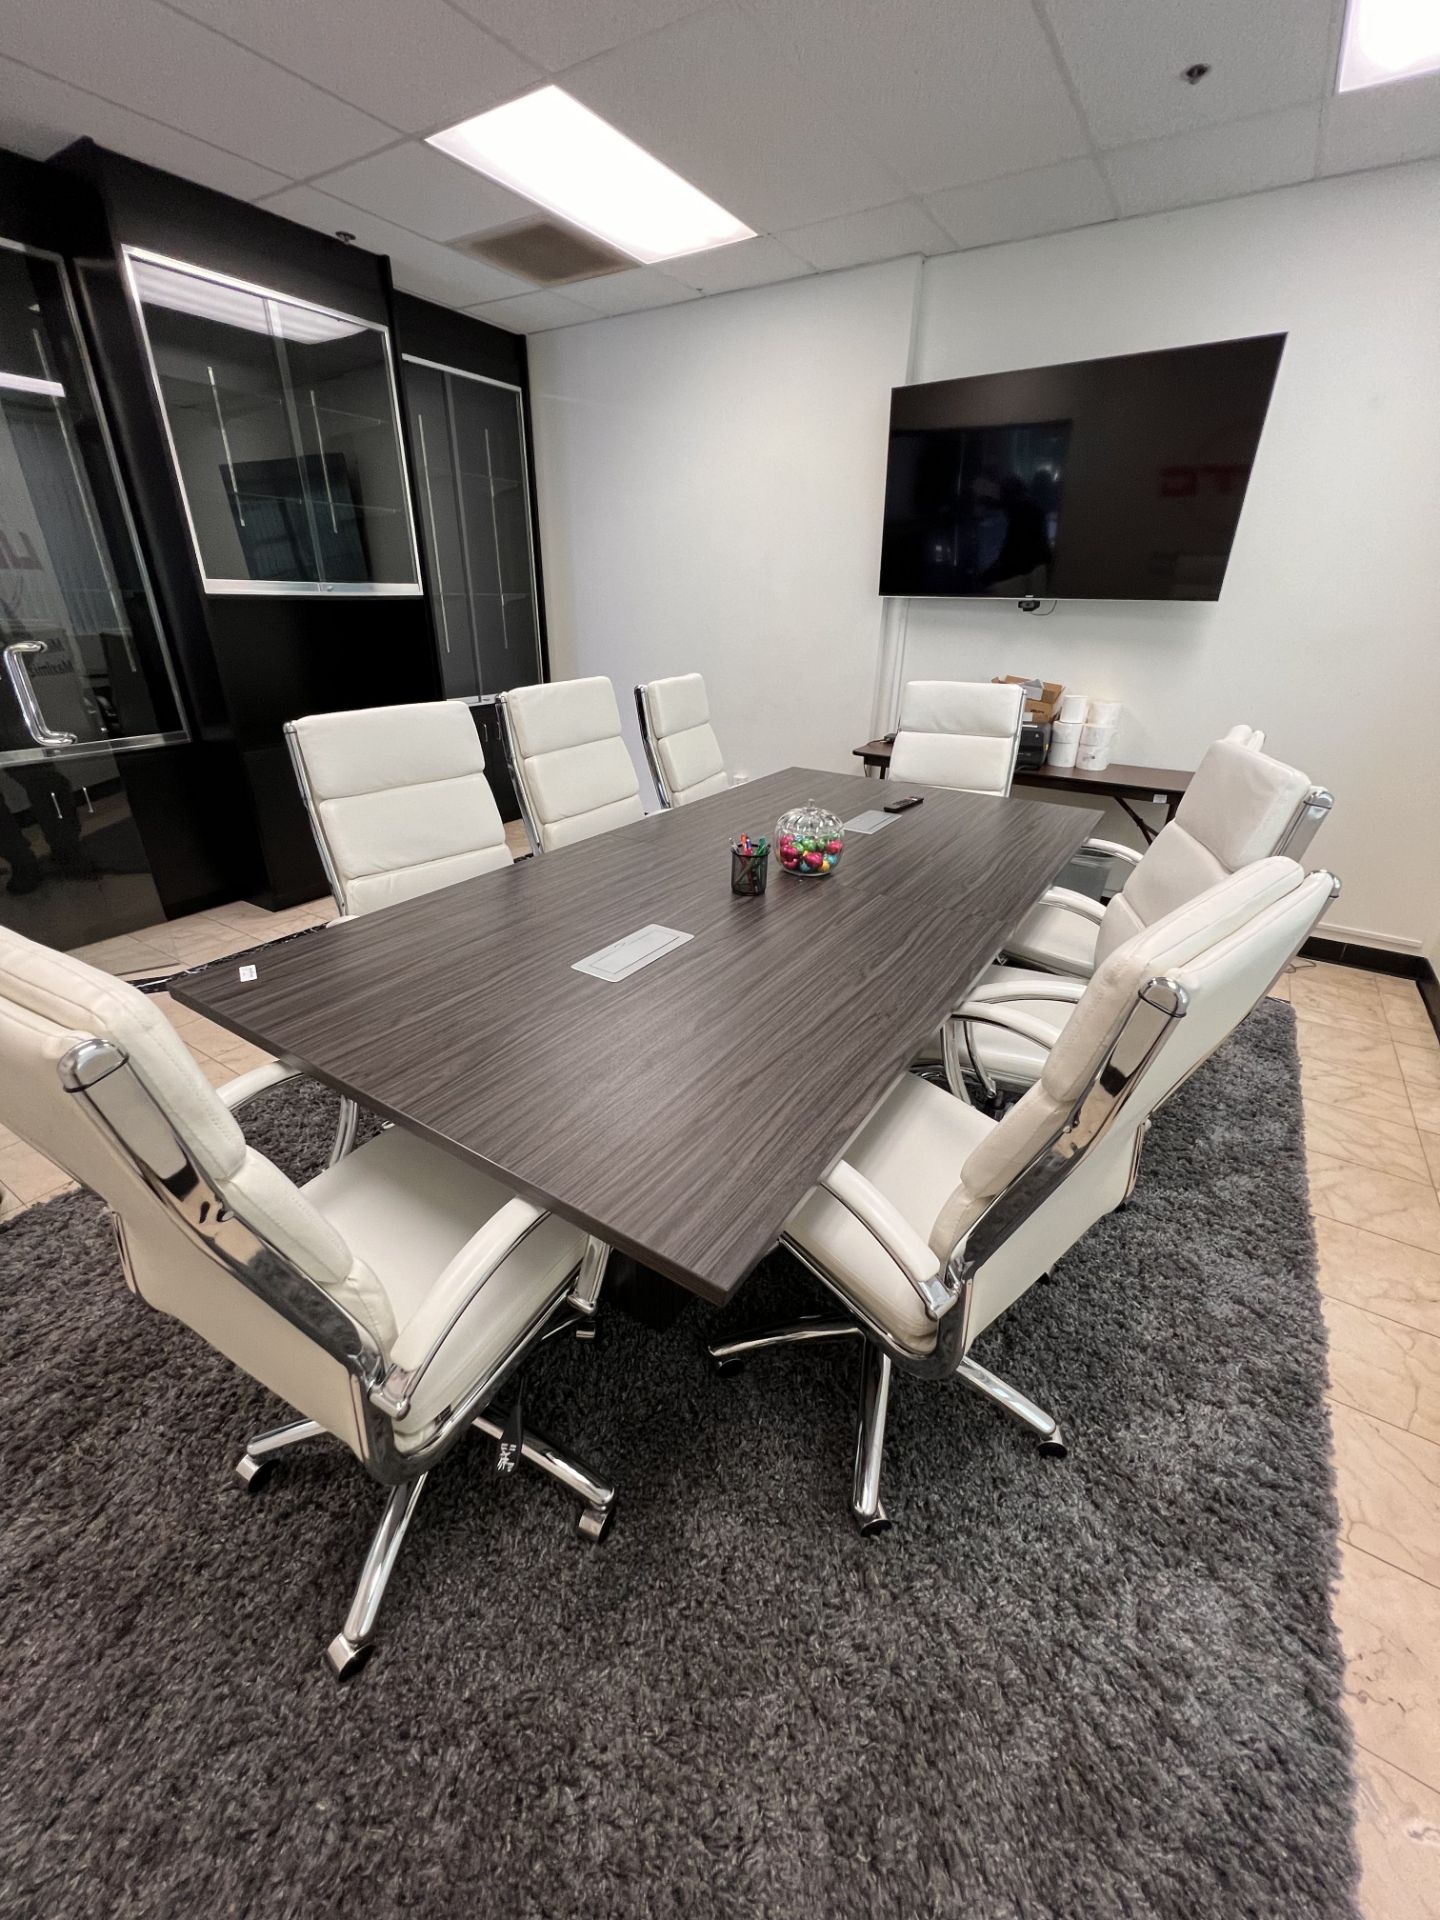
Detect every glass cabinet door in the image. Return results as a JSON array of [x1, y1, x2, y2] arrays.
[[0, 238, 183, 968], [404, 357, 541, 699], [0, 240, 184, 761], [126, 251, 421, 597]]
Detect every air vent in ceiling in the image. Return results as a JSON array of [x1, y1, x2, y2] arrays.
[[452, 219, 630, 286]]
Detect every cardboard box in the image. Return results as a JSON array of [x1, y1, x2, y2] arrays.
[[993, 675, 1065, 725]]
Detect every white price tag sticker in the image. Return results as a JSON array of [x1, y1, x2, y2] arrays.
[[238, 964, 257, 982]]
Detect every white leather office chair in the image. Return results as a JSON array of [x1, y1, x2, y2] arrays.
[[498, 677, 645, 852], [0, 924, 615, 1678], [1222, 723, 1267, 749], [634, 673, 729, 808], [1001, 732, 1331, 981], [285, 700, 512, 918], [710, 857, 1338, 1532], [887, 681, 1026, 797], [285, 698, 515, 1164]]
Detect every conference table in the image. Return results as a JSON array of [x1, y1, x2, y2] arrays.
[[174, 769, 1098, 1306]]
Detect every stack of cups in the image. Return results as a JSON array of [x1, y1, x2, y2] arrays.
[[1077, 699, 1121, 771], [1048, 691, 1089, 768]]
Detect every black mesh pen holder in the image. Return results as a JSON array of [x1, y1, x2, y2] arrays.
[[731, 837, 769, 895]]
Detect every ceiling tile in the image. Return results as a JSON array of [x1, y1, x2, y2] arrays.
[[659, 235, 813, 294], [453, 0, 711, 73], [924, 158, 1113, 250], [310, 141, 533, 242], [555, 266, 699, 315], [1320, 71, 1440, 176], [0, 0, 395, 177], [1103, 107, 1320, 217], [1040, 0, 1336, 149], [258, 184, 533, 305], [743, 0, 1090, 195], [465, 289, 599, 332], [164, 0, 540, 135], [561, 5, 903, 232], [0, 55, 288, 199], [779, 198, 951, 271]]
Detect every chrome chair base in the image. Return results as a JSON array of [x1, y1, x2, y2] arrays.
[[233, 1401, 616, 1680], [471, 1409, 616, 1542], [707, 1315, 1066, 1530]]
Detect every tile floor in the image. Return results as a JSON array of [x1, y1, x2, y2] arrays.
[[1, 903, 1437, 1913]]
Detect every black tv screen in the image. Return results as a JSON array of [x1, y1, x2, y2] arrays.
[[879, 334, 1286, 602]]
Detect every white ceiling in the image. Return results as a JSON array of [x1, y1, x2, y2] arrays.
[[0, 0, 1437, 333]]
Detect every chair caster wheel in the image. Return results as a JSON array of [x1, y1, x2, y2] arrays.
[[1037, 1432, 1068, 1459], [324, 1633, 372, 1681], [711, 1355, 746, 1376], [234, 1454, 272, 1492], [856, 1506, 892, 1537], [577, 1503, 613, 1543]]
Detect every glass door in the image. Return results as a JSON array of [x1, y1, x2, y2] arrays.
[[403, 356, 542, 699], [0, 239, 185, 975]]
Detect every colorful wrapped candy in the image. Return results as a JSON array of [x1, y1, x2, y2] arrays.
[[775, 801, 845, 878]]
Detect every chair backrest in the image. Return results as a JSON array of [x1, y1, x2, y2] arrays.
[[499, 677, 645, 852], [887, 681, 1025, 796], [0, 925, 389, 1457], [936, 858, 1335, 1338], [1095, 737, 1331, 967], [1221, 722, 1267, 750], [286, 700, 511, 917], [635, 673, 729, 808]]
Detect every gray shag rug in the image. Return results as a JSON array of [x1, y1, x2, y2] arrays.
[[0, 999, 1357, 1920]]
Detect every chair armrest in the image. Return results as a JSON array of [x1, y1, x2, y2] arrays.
[[952, 1003, 1066, 1050], [217, 1058, 305, 1113], [370, 1198, 547, 1420], [960, 978, 1086, 1006], [820, 1160, 957, 1322], [1035, 885, 1106, 926], [1082, 837, 1142, 867]]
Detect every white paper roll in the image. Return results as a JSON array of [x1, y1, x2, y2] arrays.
[[1076, 733, 1116, 771], [1048, 736, 1080, 767], [1057, 693, 1088, 723], [1050, 719, 1083, 744], [1087, 700, 1122, 726]]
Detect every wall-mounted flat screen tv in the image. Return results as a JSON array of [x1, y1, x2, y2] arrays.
[[879, 334, 1286, 602]]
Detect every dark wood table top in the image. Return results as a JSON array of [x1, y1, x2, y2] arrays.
[[853, 737, 1193, 802], [175, 768, 1098, 1304]]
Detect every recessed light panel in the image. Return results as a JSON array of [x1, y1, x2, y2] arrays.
[[427, 86, 754, 266], [1338, 0, 1440, 91]]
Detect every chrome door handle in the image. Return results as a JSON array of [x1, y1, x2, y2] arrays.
[[3, 641, 79, 747]]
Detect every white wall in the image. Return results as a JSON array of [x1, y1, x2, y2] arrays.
[[901, 163, 1440, 951], [529, 257, 917, 786], [529, 164, 1440, 952]]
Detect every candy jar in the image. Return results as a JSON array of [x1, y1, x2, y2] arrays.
[[775, 801, 845, 878]]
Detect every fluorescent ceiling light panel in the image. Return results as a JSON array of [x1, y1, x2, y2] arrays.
[[129, 259, 363, 343], [427, 86, 754, 266], [0, 371, 65, 398], [1338, 0, 1440, 90]]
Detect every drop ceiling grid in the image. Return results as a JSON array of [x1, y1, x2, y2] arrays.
[[0, 0, 1435, 333]]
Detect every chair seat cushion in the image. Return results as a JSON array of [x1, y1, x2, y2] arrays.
[[785, 1073, 995, 1354], [1002, 899, 1100, 977], [303, 1126, 587, 1439]]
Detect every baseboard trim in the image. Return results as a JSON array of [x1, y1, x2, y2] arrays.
[[1299, 936, 1440, 1043]]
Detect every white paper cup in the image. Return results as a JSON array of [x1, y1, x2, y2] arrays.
[[1086, 700, 1122, 726], [1048, 736, 1080, 768], [1057, 693, 1088, 723]]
